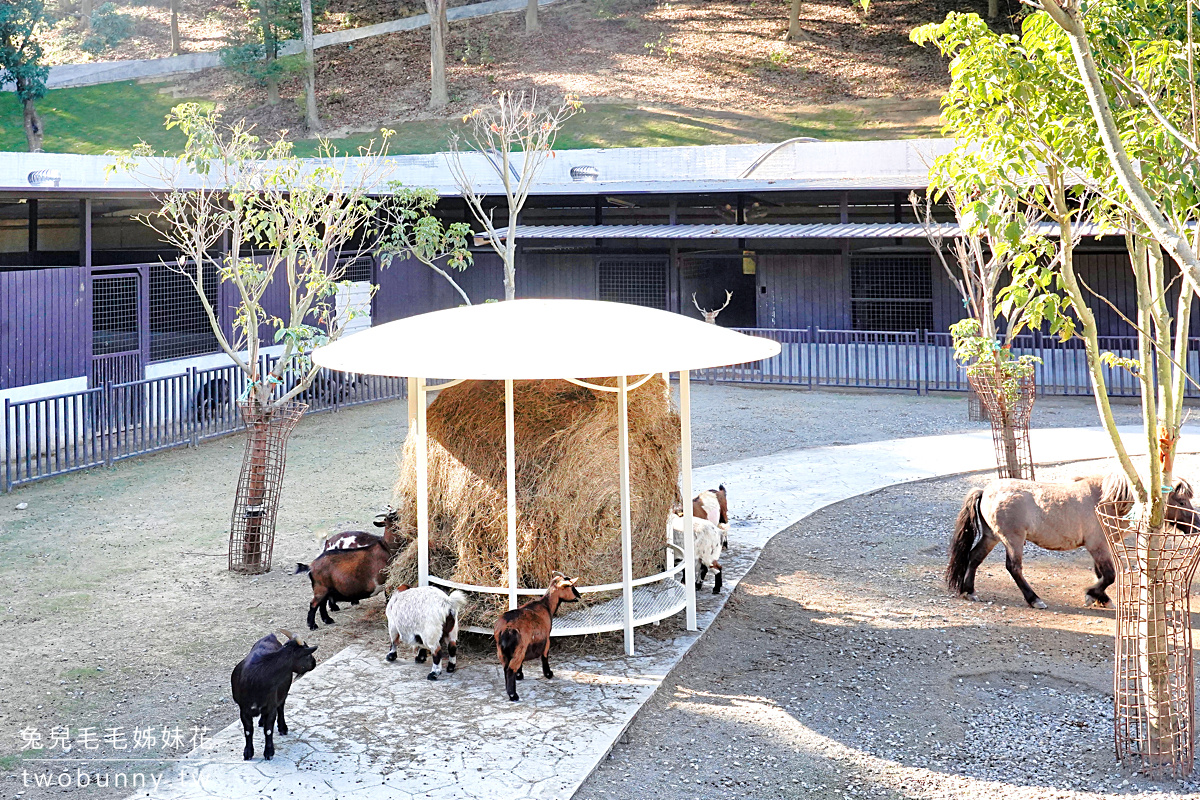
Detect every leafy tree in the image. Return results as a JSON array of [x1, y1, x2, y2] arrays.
[[109, 104, 393, 571], [224, 0, 327, 106], [448, 91, 582, 301], [911, 186, 1063, 476], [377, 186, 475, 305], [915, 1, 1200, 766], [0, 0, 49, 152]]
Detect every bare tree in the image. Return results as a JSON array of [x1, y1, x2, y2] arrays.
[[300, 0, 319, 131], [526, 0, 538, 33], [785, 0, 809, 41], [426, 0, 448, 109], [170, 0, 181, 54], [447, 91, 582, 300], [81, 0, 92, 31]]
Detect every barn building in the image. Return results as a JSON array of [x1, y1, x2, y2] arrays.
[[0, 137, 1150, 410]]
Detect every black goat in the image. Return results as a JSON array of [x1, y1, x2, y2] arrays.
[[230, 630, 317, 761], [194, 377, 230, 423]]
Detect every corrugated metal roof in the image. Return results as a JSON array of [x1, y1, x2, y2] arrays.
[[481, 221, 1128, 240], [0, 139, 955, 196], [495, 222, 953, 240]]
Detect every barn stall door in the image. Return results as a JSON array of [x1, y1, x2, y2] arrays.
[[90, 271, 145, 387], [678, 254, 757, 327]]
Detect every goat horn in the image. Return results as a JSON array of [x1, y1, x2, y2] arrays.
[[277, 628, 295, 641]]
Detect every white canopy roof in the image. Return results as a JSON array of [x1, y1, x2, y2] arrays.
[[312, 299, 781, 380]]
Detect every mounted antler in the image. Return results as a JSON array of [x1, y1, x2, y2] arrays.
[[692, 290, 733, 324]]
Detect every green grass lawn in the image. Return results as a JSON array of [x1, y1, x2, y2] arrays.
[[295, 100, 943, 156], [1, 79, 941, 156], [0, 81, 215, 154]]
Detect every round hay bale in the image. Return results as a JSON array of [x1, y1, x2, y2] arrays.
[[386, 376, 680, 628]]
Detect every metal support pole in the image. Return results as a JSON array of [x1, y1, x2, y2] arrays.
[[618, 374, 635, 655], [415, 377, 429, 588], [681, 370, 697, 631], [505, 378, 519, 611], [407, 376, 417, 433]]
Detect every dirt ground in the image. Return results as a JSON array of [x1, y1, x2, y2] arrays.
[[0, 386, 1160, 798], [579, 456, 1200, 800]]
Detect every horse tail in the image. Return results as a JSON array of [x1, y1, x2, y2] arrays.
[[947, 489, 985, 595]]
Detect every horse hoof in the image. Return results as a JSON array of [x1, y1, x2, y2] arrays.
[[965, 593, 980, 602], [386, 651, 397, 662], [427, 673, 438, 681], [1032, 598, 1048, 610]]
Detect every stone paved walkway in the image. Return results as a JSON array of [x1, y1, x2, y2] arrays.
[[130, 425, 1196, 800]]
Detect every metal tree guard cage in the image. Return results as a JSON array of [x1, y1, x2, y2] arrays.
[[228, 401, 307, 574], [968, 371, 1036, 480], [1097, 500, 1200, 778]]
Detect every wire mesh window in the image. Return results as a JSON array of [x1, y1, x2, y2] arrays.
[[850, 255, 933, 332], [338, 254, 374, 283], [598, 257, 668, 309], [92, 274, 140, 355], [149, 263, 220, 362]]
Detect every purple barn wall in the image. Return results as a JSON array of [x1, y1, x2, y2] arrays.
[[756, 253, 847, 329], [374, 252, 505, 323], [0, 267, 90, 390]]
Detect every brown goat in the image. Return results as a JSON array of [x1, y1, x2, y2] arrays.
[[493, 575, 580, 701], [317, 508, 401, 612], [296, 508, 404, 629]]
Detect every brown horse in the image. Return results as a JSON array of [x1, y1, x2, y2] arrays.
[[947, 473, 1194, 609]]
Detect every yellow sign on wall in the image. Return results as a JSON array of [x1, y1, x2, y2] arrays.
[[742, 251, 756, 275]]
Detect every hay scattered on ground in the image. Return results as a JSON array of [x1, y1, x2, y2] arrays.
[[386, 376, 680, 628]]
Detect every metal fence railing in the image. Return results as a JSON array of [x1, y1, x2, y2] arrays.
[[8, 327, 1198, 491], [3, 357, 406, 492], [695, 327, 1200, 400]]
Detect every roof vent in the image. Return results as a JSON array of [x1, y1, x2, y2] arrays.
[[570, 165, 599, 183], [28, 169, 61, 187]]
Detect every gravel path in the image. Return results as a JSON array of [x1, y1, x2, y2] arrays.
[[577, 455, 1200, 800], [686, 384, 1142, 467]]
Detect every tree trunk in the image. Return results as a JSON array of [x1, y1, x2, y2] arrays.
[[526, 0, 539, 33], [170, 0, 182, 54], [81, 0, 93, 30], [987, 0, 998, 19], [1138, 524, 1180, 765], [261, 0, 279, 106], [228, 402, 306, 574], [426, 0, 448, 109], [301, 0, 319, 132], [22, 98, 43, 153], [785, 0, 808, 41]]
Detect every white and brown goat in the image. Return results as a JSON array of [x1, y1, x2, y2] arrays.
[[693, 485, 729, 549], [295, 508, 403, 628]]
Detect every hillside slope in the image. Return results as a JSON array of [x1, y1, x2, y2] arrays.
[[9, 0, 1014, 153], [196, 0, 1000, 140]]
